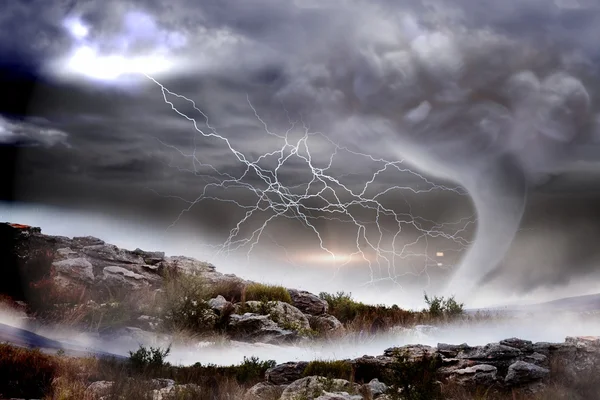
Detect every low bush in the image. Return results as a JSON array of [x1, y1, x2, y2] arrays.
[[303, 360, 354, 381], [423, 293, 464, 318], [244, 283, 292, 304], [0, 343, 59, 398], [319, 291, 417, 331], [128, 345, 172, 374], [386, 349, 442, 400]]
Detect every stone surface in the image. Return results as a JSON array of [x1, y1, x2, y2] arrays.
[[279, 376, 359, 400], [308, 314, 344, 333], [208, 295, 231, 313], [287, 289, 328, 315], [52, 257, 95, 283], [367, 378, 388, 397], [243, 382, 287, 400], [265, 361, 309, 385], [314, 392, 363, 400], [235, 301, 310, 331], [227, 313, 299, 344], [505, 361, 550, 386]]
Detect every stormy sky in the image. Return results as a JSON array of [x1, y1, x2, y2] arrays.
[[2, 0, 600, 307]]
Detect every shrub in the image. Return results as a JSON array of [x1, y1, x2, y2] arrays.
[[0, 343, 58, 398], [235, 356, 277, 383], [319, 291, 417, 331], [128, 345, 171, 373], [303, 360, 354, 381], [208, 280, 245, 303], [423, 293, 464, 318], [386, 349, 442, 400], [244, 283, 292, 304], [160, 272, 216, 332]]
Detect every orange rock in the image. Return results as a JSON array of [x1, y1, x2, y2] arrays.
[[8, 223, 31, 229]]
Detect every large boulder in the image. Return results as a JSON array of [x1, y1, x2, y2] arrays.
[[450, 364, 498, 386], [208, 295, 232, 313], [265, 361, 309, 385], [227, 313, 299, 344], [52, 256, 95, 283], [235, 301, 310, 331], [308, 314, 344, 334], [102, 266, 150, 289], [504, 361, 550, 386], [288, 289, 328, 315], [280, 376, 359, 400], [243, 382, 287, 400]]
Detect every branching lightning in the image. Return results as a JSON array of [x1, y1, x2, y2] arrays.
[[144, 73, 476, 289]]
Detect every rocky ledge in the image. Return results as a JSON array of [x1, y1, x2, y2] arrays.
[[240, 336, 600, 399], [0, 222, 341, 344]]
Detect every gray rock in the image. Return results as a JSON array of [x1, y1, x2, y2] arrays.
[[265, 361, 309, 385], [208, 295, 231, 313], [243, 382, 287, 400], [227, 313, 299, 344], [500, 338, 534, 353], [437, 343, 473, 358], [315, 392, 363, 400], [288, 289, 328, 315], [280, 376, 359, 400], [52, 257, 95, 283], [452, 364, 498, 386], [523, 352, 549, 367], [309, 314, 344, 333], [460, 343, 522, 361], [236, 301, 310, 331], [102, 266, 149, 289], [367, 378, 388, 397], [505, 361, 550, 386]]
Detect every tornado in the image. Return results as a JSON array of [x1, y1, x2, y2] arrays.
[[442, 154, 528, 300]]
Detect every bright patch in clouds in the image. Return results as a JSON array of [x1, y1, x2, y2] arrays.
[[51, 11, 186, 83], [63, 17, 89, 40], [63, 45, 173, 81]]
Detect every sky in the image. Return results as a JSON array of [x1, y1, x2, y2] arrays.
[[1, 0, 600, 308]]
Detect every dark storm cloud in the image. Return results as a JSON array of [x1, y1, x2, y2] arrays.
[[3, 0, 600, 298]]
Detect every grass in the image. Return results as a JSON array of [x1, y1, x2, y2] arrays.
[[244, 283, 293, 304], [302, 360, 354, 381], [0, 342, 276, 399], [319, 291, 419, 330]]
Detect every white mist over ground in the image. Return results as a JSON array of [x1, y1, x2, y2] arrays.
[[3, 202, 600, 366], [3, 308, 599, 366], [163, 312, 600, 366]]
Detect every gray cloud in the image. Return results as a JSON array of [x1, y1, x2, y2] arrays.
[[2, 0, 600, 302]]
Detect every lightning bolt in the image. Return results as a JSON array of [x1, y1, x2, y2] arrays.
[[143, 73, 476, 290]]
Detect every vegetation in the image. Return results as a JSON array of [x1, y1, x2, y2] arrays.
[[385, 349, 442, 400], [0, 342, 277, 399], [423, 293, 464, 318], [303, 360, 354, 381], [244, 283, 293, 304], [319, 291, 417, 330], [128, 344, 172, 373]]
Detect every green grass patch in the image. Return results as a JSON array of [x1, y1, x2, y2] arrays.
[[244, 283, 292, 304]]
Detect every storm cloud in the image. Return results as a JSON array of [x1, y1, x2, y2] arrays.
[[1, 0, 600, 305]]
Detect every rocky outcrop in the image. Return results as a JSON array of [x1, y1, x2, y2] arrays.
[[243, 381, 287, 400], [265, 361, 309, 385], [308, 314, 344, 334], [84, 379, 200, 400], [227, 313, 298, 344], [287, 289, 328, 315], [235, 301, 310, 331], [279, 376, 360, 400], [0, 222, 251, 298]]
